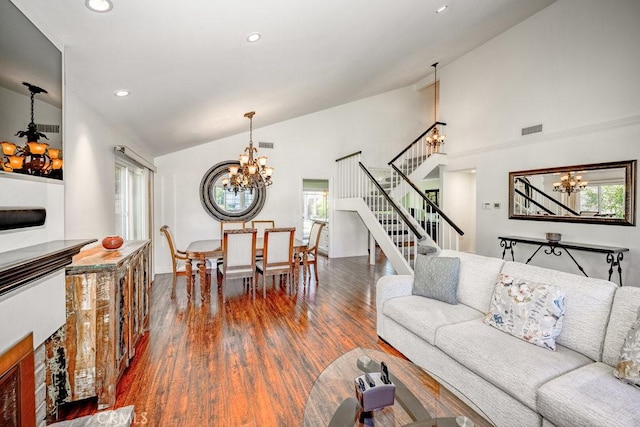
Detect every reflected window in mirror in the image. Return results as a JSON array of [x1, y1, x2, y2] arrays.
[[509, 160, 636, 226]]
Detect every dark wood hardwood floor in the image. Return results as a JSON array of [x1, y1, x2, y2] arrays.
[[58, 250, 405, 425]]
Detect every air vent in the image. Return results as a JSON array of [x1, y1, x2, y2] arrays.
[[521, 124, 542, 136], [36, 123, 60, 133], [258, 141, 274, 149]]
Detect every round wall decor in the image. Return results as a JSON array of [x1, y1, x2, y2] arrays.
[[199, 160, 266, 222]]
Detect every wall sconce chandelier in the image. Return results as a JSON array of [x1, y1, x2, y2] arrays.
[[222, 111, 273, 194], [1, 82, 63, 179], [553, 172, 588, 195], [425, 62, 446, 152]]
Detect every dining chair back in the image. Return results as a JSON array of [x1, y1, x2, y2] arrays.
[[221, 228, 258, 297], [251, 220, 275, 239], [160, 225, 192, 293], [220, 220, 246, 236], [256, 227, 295, 297], [301, 221, 326, 283]]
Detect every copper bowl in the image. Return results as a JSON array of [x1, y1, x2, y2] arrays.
[[102, 235, 124, 250]]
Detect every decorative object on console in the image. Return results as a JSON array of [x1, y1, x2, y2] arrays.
[[484, 274, 565, 351], [412, 254, 460, 305], [1, 82, 63, 179], [101, 235, 124, 250], [614, 312, 640, 388], [545, 232, 562, 243], [552, 172, 587, 195], [425, 62, 446, 152], [223, 111, 274, 194]]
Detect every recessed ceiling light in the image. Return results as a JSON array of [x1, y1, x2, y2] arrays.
[[436, 5, 448, 13], [86, 0, 113, 13], [114, 90, 130, 97], [246, 32, 262, 43]]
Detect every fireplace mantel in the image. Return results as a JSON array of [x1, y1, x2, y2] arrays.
[[0, 239, 96, 297]]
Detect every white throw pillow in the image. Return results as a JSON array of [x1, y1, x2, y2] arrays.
[[614, 311, 640, 388], [484, 274, 566, 351]]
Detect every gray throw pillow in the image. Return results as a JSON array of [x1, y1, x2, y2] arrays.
[[412, 255, 460, 304]]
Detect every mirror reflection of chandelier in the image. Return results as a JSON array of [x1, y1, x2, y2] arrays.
[[222, 111, 273, 194], [425, 62, 446, 152], [1, 82, 63, 178], [553, 172, 588, 195]]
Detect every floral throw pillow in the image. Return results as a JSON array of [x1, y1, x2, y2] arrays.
[[614, 314, 640, 388], [484, 274, 566, 351]]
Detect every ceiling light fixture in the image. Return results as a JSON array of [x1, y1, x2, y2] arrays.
[[436, 5, 448, 13], [553, 172, 588, 195], [223, 111, 273, 194], [425, 62, 446, 153], [114, 90, 130, 97], [85, 0, 113, 13], [246, 32, 262, 43], [1, 82, 63, 178]]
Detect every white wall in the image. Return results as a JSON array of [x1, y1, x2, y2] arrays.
[[154, 85, 428, 273], [440, 0, 640, 285], [63, 88, 153, 242]]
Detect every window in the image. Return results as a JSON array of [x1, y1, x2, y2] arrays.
[[115, 159, 151, 240], [579, 183, 625, 218], [302, 179, 329, 239]]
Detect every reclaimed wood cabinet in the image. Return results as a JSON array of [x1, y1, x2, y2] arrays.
[[46, 240, 151, 415]]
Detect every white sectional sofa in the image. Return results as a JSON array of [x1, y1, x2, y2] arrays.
[[376, 250, 640, 427]]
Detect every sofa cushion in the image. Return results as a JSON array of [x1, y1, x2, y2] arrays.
[[383, 295, 482, 345], [439, 250, 504, 313], [484, 274, 565, 351], [412, 255, 460, 304], [538, 362, 640, 427], [603, 286, 640, 366], [436, 318, 591, 410], [501, 261, 617, 361], [614, 313, 640, 387]]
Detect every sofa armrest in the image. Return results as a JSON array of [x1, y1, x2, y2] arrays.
[[376, 275, 414, 337]]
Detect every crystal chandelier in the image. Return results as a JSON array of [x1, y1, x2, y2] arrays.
[[425, 62, 446, 152], [1, 82, 63, 179], [553, 172, 588, 195], [222, 111, 273, 194]]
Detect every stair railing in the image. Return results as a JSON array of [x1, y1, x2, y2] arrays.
[[390, 164, 464, 251], [388, 121, 446, 175], [513, 177, 579, 216], [335, 151, 424, 266]]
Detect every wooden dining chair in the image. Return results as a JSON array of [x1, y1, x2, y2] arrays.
[[160, 225, 193, 293], [220, 228, 258, 299], [300, 221, 326, 284], [256, 227, 295, 297], [251, 220, 275, 239], [220, 220, 246, 237]]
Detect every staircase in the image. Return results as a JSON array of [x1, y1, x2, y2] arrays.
[[513, 177, 579, 216], [335, 123, 465, 274]]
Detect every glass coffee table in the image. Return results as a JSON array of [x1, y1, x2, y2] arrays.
[[303, 348, 494, 426]]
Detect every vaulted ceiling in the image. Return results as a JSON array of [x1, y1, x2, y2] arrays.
[[12, 0, 556, 156]]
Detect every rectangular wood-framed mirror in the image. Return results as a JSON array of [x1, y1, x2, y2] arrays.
[[509, 160, 637, 226]]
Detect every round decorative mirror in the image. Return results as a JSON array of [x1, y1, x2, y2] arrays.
[[199, 160, 266, 221]]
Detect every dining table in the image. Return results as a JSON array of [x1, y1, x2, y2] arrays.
[[185, 237, 307, 299]]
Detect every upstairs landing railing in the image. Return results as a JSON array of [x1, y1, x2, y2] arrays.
[[388, 121, 446, 175]]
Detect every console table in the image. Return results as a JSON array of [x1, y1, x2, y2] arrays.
[[498, 235, 628, 286]]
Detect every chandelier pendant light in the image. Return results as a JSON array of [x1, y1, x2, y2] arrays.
[[222, 111, 273, 194], [425, 62, 446, 153], [1, 82, 63, 178], [553, 172, 588, 195]]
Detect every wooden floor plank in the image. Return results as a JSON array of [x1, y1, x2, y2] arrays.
[[56, 251, 419, 425]]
